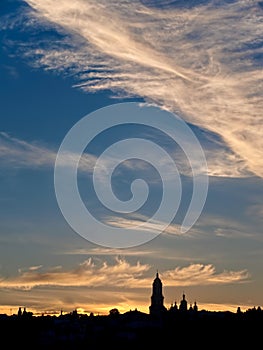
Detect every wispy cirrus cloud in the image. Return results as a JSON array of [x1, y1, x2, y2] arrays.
[[0, 131, 253, 178], [14, 0, 263, 178], [162, 264, 250, 286], [101, 211, 263, 239], [0, 132, 57, 168], [103, 213, 183, 236], [0, 257, 249, 290], [60, 246, 157, 256], [194, 213, 263, 239], [0, 132, 96, 172]]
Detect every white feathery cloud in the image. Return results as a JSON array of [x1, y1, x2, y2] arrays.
[[17, 0, 263, 179]]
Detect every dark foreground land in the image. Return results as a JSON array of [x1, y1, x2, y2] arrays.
[[0, 308, 262, 349]]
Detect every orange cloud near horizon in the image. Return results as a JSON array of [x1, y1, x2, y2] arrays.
[[0, 257, 249, 290], [0, 257, 252, 317]]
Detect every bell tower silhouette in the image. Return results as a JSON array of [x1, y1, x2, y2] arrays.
[[149, 271, 167, 315]]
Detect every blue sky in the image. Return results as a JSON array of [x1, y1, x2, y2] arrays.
[[0, 0, 263, 315]]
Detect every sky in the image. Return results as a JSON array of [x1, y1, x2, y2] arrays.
[[0, 0, 263, 315]]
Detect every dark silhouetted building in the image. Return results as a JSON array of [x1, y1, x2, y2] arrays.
[[179, 293, 188, 312], [149, 272, 167, 316]]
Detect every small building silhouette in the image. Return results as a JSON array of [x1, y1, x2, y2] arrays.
[[179, 293, 188, 312]]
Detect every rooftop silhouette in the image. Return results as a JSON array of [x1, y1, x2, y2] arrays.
[[0, 272, 262, 348]]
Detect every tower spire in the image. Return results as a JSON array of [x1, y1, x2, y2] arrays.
[[149, 271, 167, 316]]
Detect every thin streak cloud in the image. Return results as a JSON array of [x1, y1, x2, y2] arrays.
[[0, 132, 95, 172], [17, 0, 263, 178], [0, 132, 253, 178], [103, 214, 183, 236]]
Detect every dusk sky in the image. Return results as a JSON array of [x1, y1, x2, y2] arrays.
[[1, 0, 263, 316]]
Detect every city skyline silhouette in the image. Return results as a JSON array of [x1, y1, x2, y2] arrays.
[[4, 271, 263, 318], [1, 271, 262, 347]]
